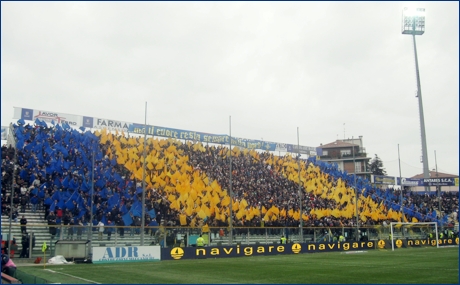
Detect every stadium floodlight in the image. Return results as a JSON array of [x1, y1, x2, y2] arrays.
[[402, 7, 425, 35], [401, 7, 430, 192]]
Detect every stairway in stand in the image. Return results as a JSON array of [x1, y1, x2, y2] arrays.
[[1, 208, 50, 258]]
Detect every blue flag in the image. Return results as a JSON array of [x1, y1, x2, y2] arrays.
[[122, 213, 133, 226], [148, 209, 156, 219]]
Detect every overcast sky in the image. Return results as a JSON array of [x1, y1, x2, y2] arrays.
[[1, 2, 458, 178]]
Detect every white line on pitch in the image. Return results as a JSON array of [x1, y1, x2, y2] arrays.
[[44, 269, 101, 284]]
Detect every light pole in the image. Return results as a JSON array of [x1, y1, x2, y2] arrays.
[[8, 124, 16, 258], [141, 102, 147, 246], [402, 7, 430, 192], [352, 136, 359, 241], [228, 116, 233, 245], [87, 149, 95, 250], [297, 127, 303, 243], [434, 151, 441, 229], [398, 144, 403, 221]]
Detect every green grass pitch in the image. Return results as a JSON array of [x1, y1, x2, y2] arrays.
[[16, 247, 459, 284]]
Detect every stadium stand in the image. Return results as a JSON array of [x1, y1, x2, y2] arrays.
[[1, 121, 458, 255]]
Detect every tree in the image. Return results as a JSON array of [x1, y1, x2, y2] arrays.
[[369, 154, 387, 176]]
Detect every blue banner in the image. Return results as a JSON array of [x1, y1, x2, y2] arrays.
[[421, 178, 458, 187], [395, 177, 459, 187], [128, 123, 322, 154], [397, 177, 423, 186]]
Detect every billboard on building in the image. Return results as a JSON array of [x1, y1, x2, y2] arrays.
[[372, 175, 396, 185]]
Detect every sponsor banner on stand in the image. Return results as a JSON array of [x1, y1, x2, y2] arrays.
[[14, 107, 82, 126], [397, 177, 423, 187], [396, 177, 459, 187], [372, 175, 397, 185], [92, 246, 161, 264], [12, 107, 323, 154], [92, 118, 132, 132], [275, 143, 288, 152], [422, 178, 459, 187], [82, 116, 94, 128], [162, 241, 376, 260], [287, 145, 320, 156]]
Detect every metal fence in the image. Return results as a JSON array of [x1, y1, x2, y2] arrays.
[[3, 223, 450, 254]]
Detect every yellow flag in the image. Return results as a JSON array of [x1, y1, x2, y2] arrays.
[[180, 214, 187, 226], [42, 242, 47, 252], [198, 209, 206, 219]]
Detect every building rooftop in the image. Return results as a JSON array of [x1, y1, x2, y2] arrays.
[[411, 171, 458, 179], [318, 140, 358, 149]]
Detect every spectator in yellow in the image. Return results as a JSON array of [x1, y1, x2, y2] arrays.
[[280, 235, 287, 244], [196, 234, 205, 247]]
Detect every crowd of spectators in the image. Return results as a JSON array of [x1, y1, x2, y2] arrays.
[[1, 122, 458, 242]]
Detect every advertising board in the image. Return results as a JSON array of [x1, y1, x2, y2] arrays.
[[92, 246, 161, 264], [161, 241, 376, 260]]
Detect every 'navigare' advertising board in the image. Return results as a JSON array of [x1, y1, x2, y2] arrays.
[[376, 237, 459, 249], [162, 241, 376, 260]]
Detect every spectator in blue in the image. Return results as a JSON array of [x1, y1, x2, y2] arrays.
[[30, 194, 38, 213], [106, 220, 114, 241]]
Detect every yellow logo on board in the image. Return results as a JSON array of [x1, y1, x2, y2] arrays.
[[171, 247, 184, 260], [395, 240, 403, 248], [291, 243, 302, 254], [377, 240, 386, 249]]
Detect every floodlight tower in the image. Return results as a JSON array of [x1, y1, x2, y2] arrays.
[[401, 7, 430, 192]]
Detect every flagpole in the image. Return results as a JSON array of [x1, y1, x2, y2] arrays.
[[352, 136, 359, 241], [8, 123, 16, 258], [228, 116, 233, 245], [297, 127, 303, 243], [88, 149, 95, 256], [435, 150, 441, 231], [42, 242, 47, 269], [141, 102, 147, 246], [398, 144, 403, 222]]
